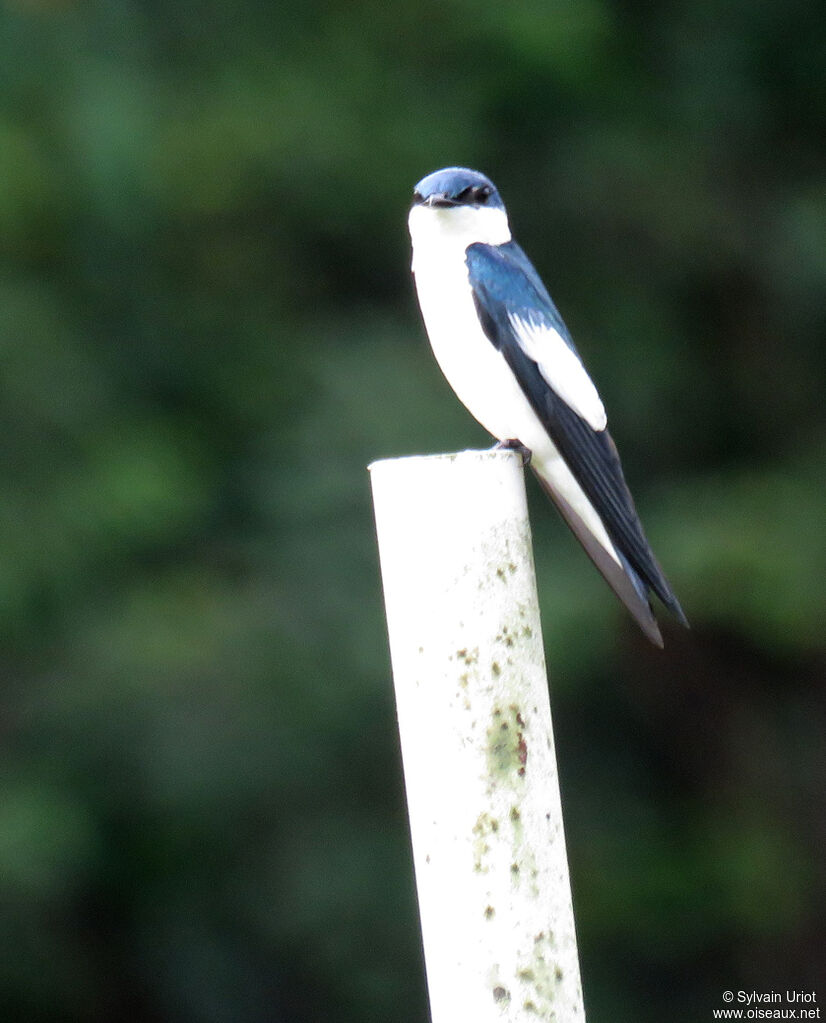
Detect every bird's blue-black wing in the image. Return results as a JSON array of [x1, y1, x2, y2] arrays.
[[466, 241, 685, 621]]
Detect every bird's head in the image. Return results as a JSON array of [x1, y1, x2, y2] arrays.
[[412, 167, 505, 211], [409, 167, 511, 251]]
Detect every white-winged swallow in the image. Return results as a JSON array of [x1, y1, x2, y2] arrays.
[[408, 166, 688, 646]]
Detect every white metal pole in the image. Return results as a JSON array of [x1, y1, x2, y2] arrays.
[[369, 449, 586, 1023]]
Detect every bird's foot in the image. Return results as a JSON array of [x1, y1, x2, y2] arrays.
[[493, 438, 532, 467]]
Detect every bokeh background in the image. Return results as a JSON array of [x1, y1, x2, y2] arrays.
[[1, 0, 824, 1019]]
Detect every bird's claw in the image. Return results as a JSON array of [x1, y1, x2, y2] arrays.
[[493, 438, 532, 468]]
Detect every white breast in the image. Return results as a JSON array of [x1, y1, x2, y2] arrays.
[[408, 203, 532, 445], [408, 203, 621, 566]]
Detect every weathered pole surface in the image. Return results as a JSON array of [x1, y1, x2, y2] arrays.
[[370, 449, 585, 1022]]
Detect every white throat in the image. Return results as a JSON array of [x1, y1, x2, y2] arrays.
[[408, 204, 511, 272]]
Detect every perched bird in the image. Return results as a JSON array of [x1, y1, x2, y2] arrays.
[[408, 166, 687, 646]]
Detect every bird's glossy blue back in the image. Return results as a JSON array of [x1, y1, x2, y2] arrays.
[[466, 242, 580, 357]]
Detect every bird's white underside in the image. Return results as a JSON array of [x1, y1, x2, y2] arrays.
[[408, 203, 621, 566]]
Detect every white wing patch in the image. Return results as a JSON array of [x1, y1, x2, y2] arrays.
[[508, 313, 607, 432]]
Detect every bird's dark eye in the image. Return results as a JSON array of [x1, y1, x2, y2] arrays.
[[454, 183, 493, 205], [412, 189, 423, 204]]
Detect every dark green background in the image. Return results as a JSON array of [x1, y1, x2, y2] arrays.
[[1, 0, 824, 1019]]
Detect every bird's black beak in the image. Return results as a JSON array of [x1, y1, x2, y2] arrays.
[[422, 193, 459, 208]]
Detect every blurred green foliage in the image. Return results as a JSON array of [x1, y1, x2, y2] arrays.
[[0, 0, 824, 1019]]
